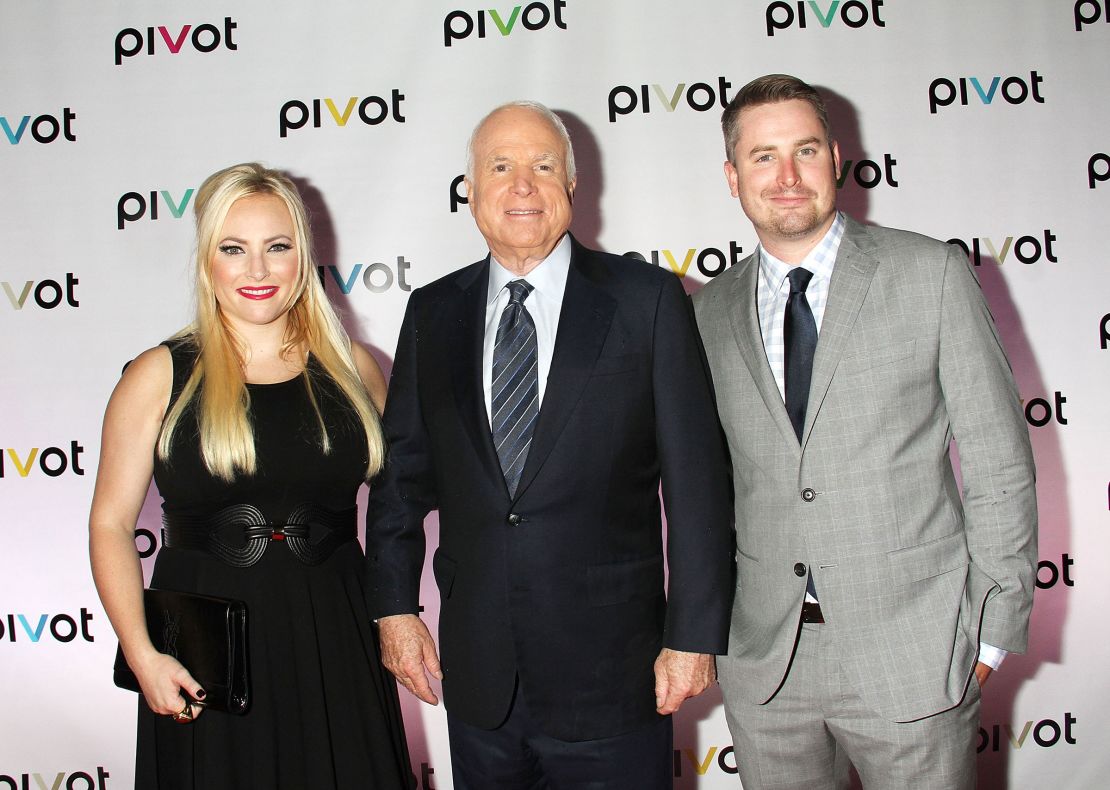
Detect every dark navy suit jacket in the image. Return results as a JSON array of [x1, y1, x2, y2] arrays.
[[366, 236, 732, 741]]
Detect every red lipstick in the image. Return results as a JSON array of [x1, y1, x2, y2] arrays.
[[237, 286, 279, 300]]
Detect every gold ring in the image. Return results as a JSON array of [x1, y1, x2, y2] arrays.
[[171, 698, 194, 723]]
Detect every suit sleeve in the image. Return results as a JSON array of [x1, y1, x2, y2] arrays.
[[365, 291, 438, 620], [652, 275, 734, 654], [937, 246, 1038, 653]]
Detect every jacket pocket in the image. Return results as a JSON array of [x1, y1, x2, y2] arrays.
[[587, 555, 664, 607], [887, 530, 969, 585]]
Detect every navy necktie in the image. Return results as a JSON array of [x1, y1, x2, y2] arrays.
[[491, 280, 538, 497], [784, 267, 817, 443]]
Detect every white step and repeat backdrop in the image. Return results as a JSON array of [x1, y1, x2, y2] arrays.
[[2, 1, 1107, 787]]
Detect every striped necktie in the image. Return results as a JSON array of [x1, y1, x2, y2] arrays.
[[491, 280, 538, 497]]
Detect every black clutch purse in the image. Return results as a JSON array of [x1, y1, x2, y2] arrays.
[[113, 588, 250, 715]]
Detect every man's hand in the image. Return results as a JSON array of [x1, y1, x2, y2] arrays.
[[654, 648, 716, 715], [974, 661, 993, 690], [377, 614, 443, 705]]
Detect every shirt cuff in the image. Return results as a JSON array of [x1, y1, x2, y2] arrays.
[[978, 642, 1007, 670]]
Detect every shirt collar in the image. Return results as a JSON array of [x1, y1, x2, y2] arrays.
[[487, 233, 572, 307], [758, 211, 845, 289]]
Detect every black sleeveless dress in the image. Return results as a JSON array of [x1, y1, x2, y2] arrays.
[[135, 339, 413, 789]]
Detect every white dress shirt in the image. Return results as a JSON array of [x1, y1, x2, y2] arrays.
[[482, 233, 571, 426], [753, 213, 1005, 671]]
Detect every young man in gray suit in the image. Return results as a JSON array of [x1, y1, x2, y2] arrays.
[[693, 74, 1038, 788]]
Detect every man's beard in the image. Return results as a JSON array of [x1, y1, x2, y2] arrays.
[[763, 192, 823, 239]]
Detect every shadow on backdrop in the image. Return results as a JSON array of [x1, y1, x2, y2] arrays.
[[820, 86, 872, 226], [967, 260, 1065, 790], [558, 109, 605, 253], [289, 172, 395, 380]]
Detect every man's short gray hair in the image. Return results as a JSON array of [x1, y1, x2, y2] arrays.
[[465, 100, 576, 183]]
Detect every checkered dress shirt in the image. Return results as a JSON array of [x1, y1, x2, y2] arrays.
[[757, 212, 846, 400]]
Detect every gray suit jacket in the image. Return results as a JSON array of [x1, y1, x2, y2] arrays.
[[693, 215, 1037, 722]]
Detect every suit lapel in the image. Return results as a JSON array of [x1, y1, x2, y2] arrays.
[[726, 253, 800, 449], [802, 218, 879, 447], [513, 242, 615, 500], [448, 259, 506, 489]]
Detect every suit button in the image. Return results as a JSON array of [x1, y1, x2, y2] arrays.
[[801, 488, 816, 502], [507, 513, 522, 526], [794, 563, 807, 577]]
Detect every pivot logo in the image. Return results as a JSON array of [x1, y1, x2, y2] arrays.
[[1100, 313, 1109, 349], [765, 0, 886, 36], [837, 154, 898, 189], [624, 242, 745, 279], [4, 275, 79, 310], [1, 108, 76, 144], [978, 712, 1076, 752], [1075, 0, 1110, 30], [928, 71, 1045, 114], [947, 230, 1058, 267], [608, 77, 733, 123], [450, 174, 468, 212], [1037, 553, 1075, 589], [1, 442, 86, 478], [672, 745, 738, 777], [117, 189, 194, 230], [114, 17, 238, 65], [279, 93, 406, 138], [0, 609, 94, 643], [1020, 392, 1068, 428], [1089, 153, 1109, 188], [318, 258, 413, 294], [0, 768, 110, 790], [444, 0, 567, 47]]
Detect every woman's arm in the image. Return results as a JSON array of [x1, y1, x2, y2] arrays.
[[88, 345, 205, 716]]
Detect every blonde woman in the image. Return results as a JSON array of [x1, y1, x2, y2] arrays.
[[90, 163, 413, 788]]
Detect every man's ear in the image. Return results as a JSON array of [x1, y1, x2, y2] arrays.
[[724, 160, 740, 199]]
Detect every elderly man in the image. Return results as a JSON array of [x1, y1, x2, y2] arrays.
[[693, 74, 1038, 788], [365, 101, 732, 788]]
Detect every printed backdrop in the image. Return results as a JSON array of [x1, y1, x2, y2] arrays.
[[2, 1, 1107, 787]]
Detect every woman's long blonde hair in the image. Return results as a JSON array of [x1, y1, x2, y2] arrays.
[[157, 162, 384, 481]]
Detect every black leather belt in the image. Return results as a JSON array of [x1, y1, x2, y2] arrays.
[[162, 503, 357, 567], [801, 601, 825, 624]]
